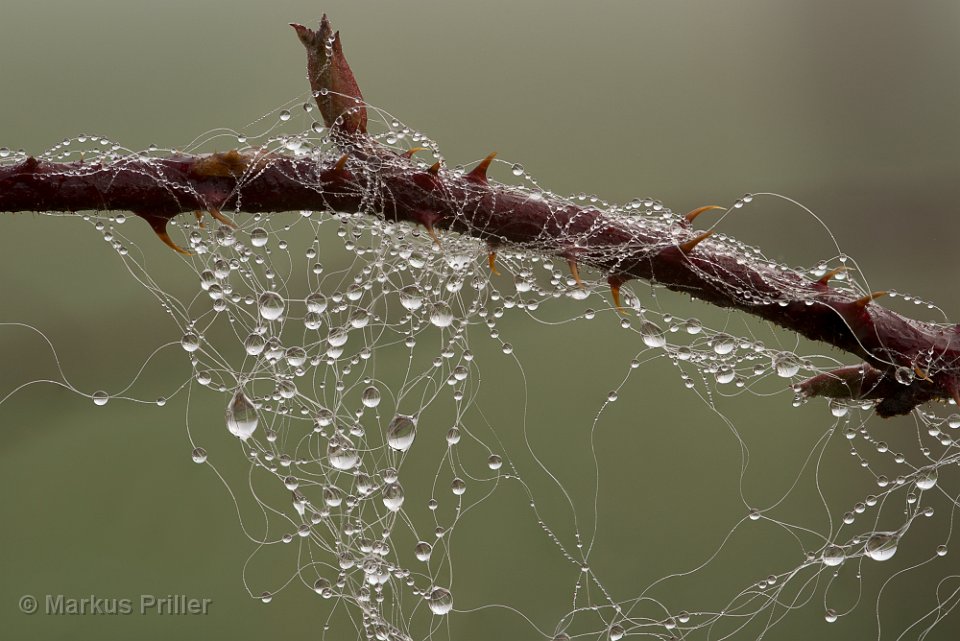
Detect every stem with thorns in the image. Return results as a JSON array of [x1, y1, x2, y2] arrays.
[[1, 15, 958, 417]]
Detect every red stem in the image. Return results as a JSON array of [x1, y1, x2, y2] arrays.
[[1, 16, 957, 417]]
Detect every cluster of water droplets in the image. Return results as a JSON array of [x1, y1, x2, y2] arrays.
[[11, 99, 959, 640]]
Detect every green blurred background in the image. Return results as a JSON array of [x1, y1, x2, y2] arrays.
[[1, 1, 959, 639]]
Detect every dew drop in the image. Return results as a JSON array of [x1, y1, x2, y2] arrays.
[[382, 482, 405, 512], [258, 291, 285, 321], [92, 390, 109, 406], [640, 321, 666, 348], [511, 163, 524, 176], [250, 227, 269, 247], [822, 545, 845, 567], [415, 541, 433, 561], [361, 386, 381, 408], [327, 432, 359, 470], [865, 532, 899, 561], [427, 587, 453, 615], [191, 447, 207, 464], [387, 414, 417, 451], [180, 332, 200, 353], [226, 390, 258, 441]]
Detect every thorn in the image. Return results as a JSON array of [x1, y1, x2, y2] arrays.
[[146, 217, 191, 255], [568, 259, 584, 288], [401, 147, 428, 159], [817, 266, 848, 286], [194, 210, 205, 229], [914, 365, 931, 382], [208, 208, 237, 229], [428, 161, 441, 175], [678, 230, 714, 254], [466, 152, 497, 183], [488, 251, 501, 276], [425, 223, 441, 248], [608, 276, 628, 315], [334, 153, 349, 173], [853, 291, 888, 308], [683, 205, 724, 224]]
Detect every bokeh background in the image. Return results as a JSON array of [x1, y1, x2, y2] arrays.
[[1, 1, 959, 639]]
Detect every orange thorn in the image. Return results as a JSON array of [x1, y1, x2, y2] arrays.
[[488, 251, 501, 276], [683, 205, 724, 224], [194, 210, 205, 229], [678, 230, 714, 254], [853, 291, 888, 308], [466, 152, 497, 183], [428, 161, 441, 175], [401, 147, 428, 159], [334, 153, 349, 172], [208, 208, 237, 229], [608, 278, 628, 315], [568, 259, 584, 288], [817, 266, 848, 286], [150, 221, 191, 255], [914, 365, 931, 382], [425, 223, 441, 248]]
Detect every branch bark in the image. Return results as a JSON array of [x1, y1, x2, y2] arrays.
[[1, 15, 958, 417]]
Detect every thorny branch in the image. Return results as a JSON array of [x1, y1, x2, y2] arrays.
[[1, 15, 958, 417]]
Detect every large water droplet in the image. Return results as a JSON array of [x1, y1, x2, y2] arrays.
[[226, 390, 258, 441], [399, 286, 423, 311], [427, 587, 453, 615], [327, 433, 359, 470], [640, 321, 666, 348], [258, 291, 285, 321], [362, 386, 381, 408], [387, 414, 417, 451], [821, 545, 845, 567], [865, 532, 899, 561], [382, 482, 405, 511], [915, 467, 937, 490], [429, 303, 454, 328], [244, 333, 266, 356]]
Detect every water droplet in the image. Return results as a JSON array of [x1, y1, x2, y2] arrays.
[[306, 292, 328, 313], [822, 545, 845, 566], [915, 467, 937, 490], [429, 303, 454, 327], [382, 482, 405, 511], [772, 352, 801, 378], [327, 433, 359, 470], [825, 609, 838, 623], [640, 321, 666, 348], [279, 110, 291, 121], [415, 541, 433, 561], [387, 414, 417, 451], [511, 163, 524, 176], [244, 332, 266, 356], [92, 390, 109, 406], [399, 286, 423, 311], [609, 624, 625, 641], [226, 390, 258, 441], [180, 332, 200, 352], [894, 366, 913, 385], [258, 291, 285, 321], [191, 447, 207, 464], [250, 227, 268, 247], [362, 386, 381, 408], [427, 587, 453, 615], [451, 477, 466, 495], [487, 454, 503, 470], [865, 532, 899, 561]]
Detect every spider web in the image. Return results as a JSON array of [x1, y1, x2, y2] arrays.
[[1, 97, 958, 641]]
